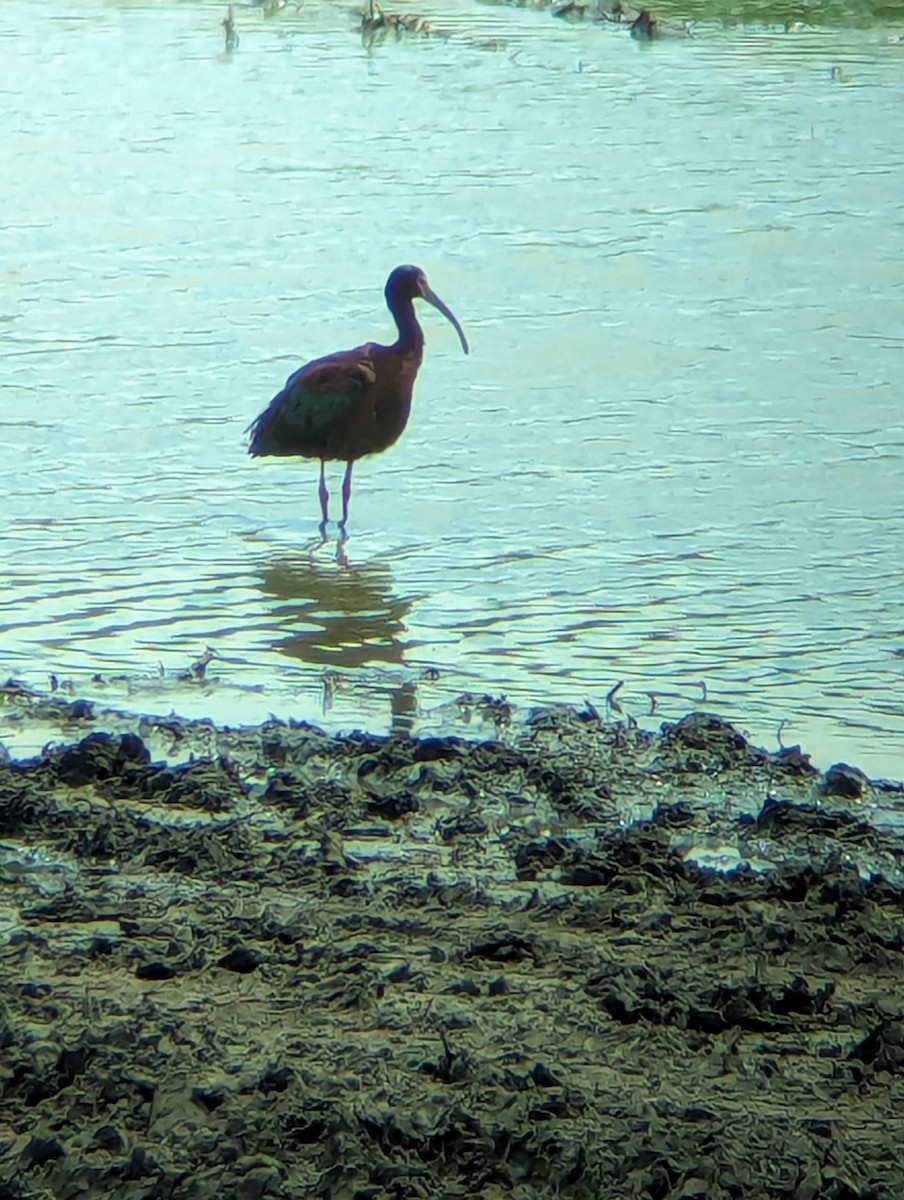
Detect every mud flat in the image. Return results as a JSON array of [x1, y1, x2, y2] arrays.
[[1, 691, 903, 1199]]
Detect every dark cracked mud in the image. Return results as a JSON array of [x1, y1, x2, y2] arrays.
[[1, 699, 904, 1199]]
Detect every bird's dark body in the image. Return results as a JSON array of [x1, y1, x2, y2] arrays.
[[247, 341, 421, 463], [247, 265, 468, 534]]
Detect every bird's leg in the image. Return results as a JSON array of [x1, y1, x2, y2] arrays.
[[338, 460, 353, 533], [318, 459, 329, 538]]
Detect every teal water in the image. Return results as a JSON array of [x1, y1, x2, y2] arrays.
[[2, 0, 903, 776]]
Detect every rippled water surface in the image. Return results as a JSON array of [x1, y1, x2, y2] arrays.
[[2, 0, 903, 775]]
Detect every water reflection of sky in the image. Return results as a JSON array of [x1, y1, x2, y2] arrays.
[[1, 0, 903, 777]]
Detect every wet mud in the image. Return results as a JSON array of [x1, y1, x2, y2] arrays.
[[1, 696, 903, 1199]]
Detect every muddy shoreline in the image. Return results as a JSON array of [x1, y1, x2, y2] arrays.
[[2, 692, 903, 1198]]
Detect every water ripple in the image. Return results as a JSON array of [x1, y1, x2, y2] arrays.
[[1, 0, 902, 775]]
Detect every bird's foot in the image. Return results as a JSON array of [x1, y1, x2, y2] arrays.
[[295, 524, 329, 556]]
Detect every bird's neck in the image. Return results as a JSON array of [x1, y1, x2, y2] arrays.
[[391, 298, 424, 361]]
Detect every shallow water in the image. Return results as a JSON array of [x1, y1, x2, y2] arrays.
[[2, 0, 903, 776]]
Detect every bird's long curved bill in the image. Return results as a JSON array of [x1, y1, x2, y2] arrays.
[[423, 285, 469, 355]]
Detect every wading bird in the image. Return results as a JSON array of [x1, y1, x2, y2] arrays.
[[247, 265, 469, 535]]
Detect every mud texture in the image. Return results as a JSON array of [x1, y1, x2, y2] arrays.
[[1, 702, 904, 1199]]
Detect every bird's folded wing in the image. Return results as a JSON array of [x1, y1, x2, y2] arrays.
[[288, 356, 378, 395], [275, 356, 378, 437]]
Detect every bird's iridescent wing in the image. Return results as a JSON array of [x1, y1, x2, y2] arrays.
[[248, 353, 377, 457]]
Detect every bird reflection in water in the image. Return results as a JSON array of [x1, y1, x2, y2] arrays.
[[257, 554, 428, 735], [221, 6, 239, 51]]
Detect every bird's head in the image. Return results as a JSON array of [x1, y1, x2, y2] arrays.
[[385, 265, 469, 355], [385, 264, 427, 302]]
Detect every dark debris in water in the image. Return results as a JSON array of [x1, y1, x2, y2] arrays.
[[358, 0, 440, 49], [0, 702, 902, 1197]]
